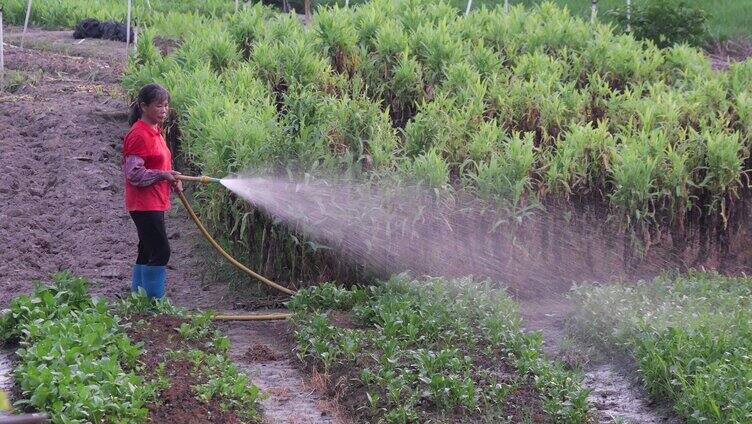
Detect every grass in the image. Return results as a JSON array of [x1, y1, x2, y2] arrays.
[[470, 0, 751, 40], [289, 276, 592, 423], [567, 271, 752, 423]]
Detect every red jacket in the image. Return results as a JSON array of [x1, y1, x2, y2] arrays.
[[122, 120, 173, 211]]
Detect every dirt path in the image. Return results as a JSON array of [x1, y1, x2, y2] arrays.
[[220, 316, 344, 424], [0, 28, 216, 307], [520, 296, 682, 424], [0, 29, 339, 424]]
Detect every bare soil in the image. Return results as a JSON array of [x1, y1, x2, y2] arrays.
[[707, 37, 752, 70], [0, 29, 339, 424]]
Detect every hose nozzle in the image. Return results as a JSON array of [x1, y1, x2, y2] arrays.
[[177, 175, 221, 184]]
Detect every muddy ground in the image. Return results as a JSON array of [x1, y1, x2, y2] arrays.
[[0, 29, 337, 424]]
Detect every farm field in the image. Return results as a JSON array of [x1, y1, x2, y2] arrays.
[[120, 0, 752, 286], [4, 0, 751, 40], [1, 0, 752, 423], [568, 271, 752, 423], [1, 273, 263, 423]]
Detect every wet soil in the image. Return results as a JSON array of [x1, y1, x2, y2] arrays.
[[520, 296, 682, 424], [585, 365, 681, 424], [0, 28, 338, 423], [124, 314, 246, 424], [219, 316, 344, 424], [0, 351, 13, 395], [125, 314, 210, 362]]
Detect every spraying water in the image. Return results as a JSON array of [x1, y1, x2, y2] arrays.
[[222, 174, 686, 422], [220, 174, 679, 294]]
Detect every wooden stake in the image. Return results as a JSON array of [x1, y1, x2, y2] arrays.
[[235, 0, 239, 13], [626, 0, 632, 31], [504, 0, 509, 14], [591, 0, 598, 24], [21, 0, 32, 48]]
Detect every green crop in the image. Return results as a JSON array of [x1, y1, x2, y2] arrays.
[[115, 0, 752, 284], [290, 276, 591, 422], [1, 272, 152, 423], [568, 271, 752, 423], [1, 274, 263, 423]]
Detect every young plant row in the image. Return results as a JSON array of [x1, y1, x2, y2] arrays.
[[120, 0, 752, 282], [0, 273, 263, 423], [0, 272, 152, 423], [567, 271, 752, 423], [288, 276, 592, 423], [1, 0, 236, 29]]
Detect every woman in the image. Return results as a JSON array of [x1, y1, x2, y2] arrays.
[[122, 83, 181, 299]]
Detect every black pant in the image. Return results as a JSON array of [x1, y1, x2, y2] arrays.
[[130, 211, 171, 266]]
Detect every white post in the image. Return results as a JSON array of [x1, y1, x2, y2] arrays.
[[21, 0, 32, 48], [0, 8, 4, 83], [465, 0, 472, 16], [626, 0, 631, 31], [504, 0, 509, 14], [235, 0, 239, 13], [126, 0, 131, 63], [591, 0, 598, 24], [132, 23, 138, 54], [345, 0, 349, 7]]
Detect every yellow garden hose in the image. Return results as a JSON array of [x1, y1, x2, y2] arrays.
[[212, 313, 290, 321], [176, 189, 295, 296], [175, 177, 296, 297]]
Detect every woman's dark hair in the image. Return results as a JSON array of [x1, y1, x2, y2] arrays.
[[128, 83, 171, 126]]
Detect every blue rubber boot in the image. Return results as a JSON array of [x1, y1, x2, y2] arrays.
[[131, 264, 145, 293], [142, 265, 166, 299]]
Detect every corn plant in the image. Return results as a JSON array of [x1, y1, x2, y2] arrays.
[[313, 6, 360, 74], [116, 0, 752, 286], [467, 131, 535, 206]]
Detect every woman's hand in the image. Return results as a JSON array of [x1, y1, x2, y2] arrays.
[[160, 170, 181, 182]]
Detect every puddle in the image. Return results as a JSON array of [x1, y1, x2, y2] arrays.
[[586, 364, 680, 424]]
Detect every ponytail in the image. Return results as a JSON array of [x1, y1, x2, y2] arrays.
[[128, 83, 171, 126], [128, 100, 142, 126]]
